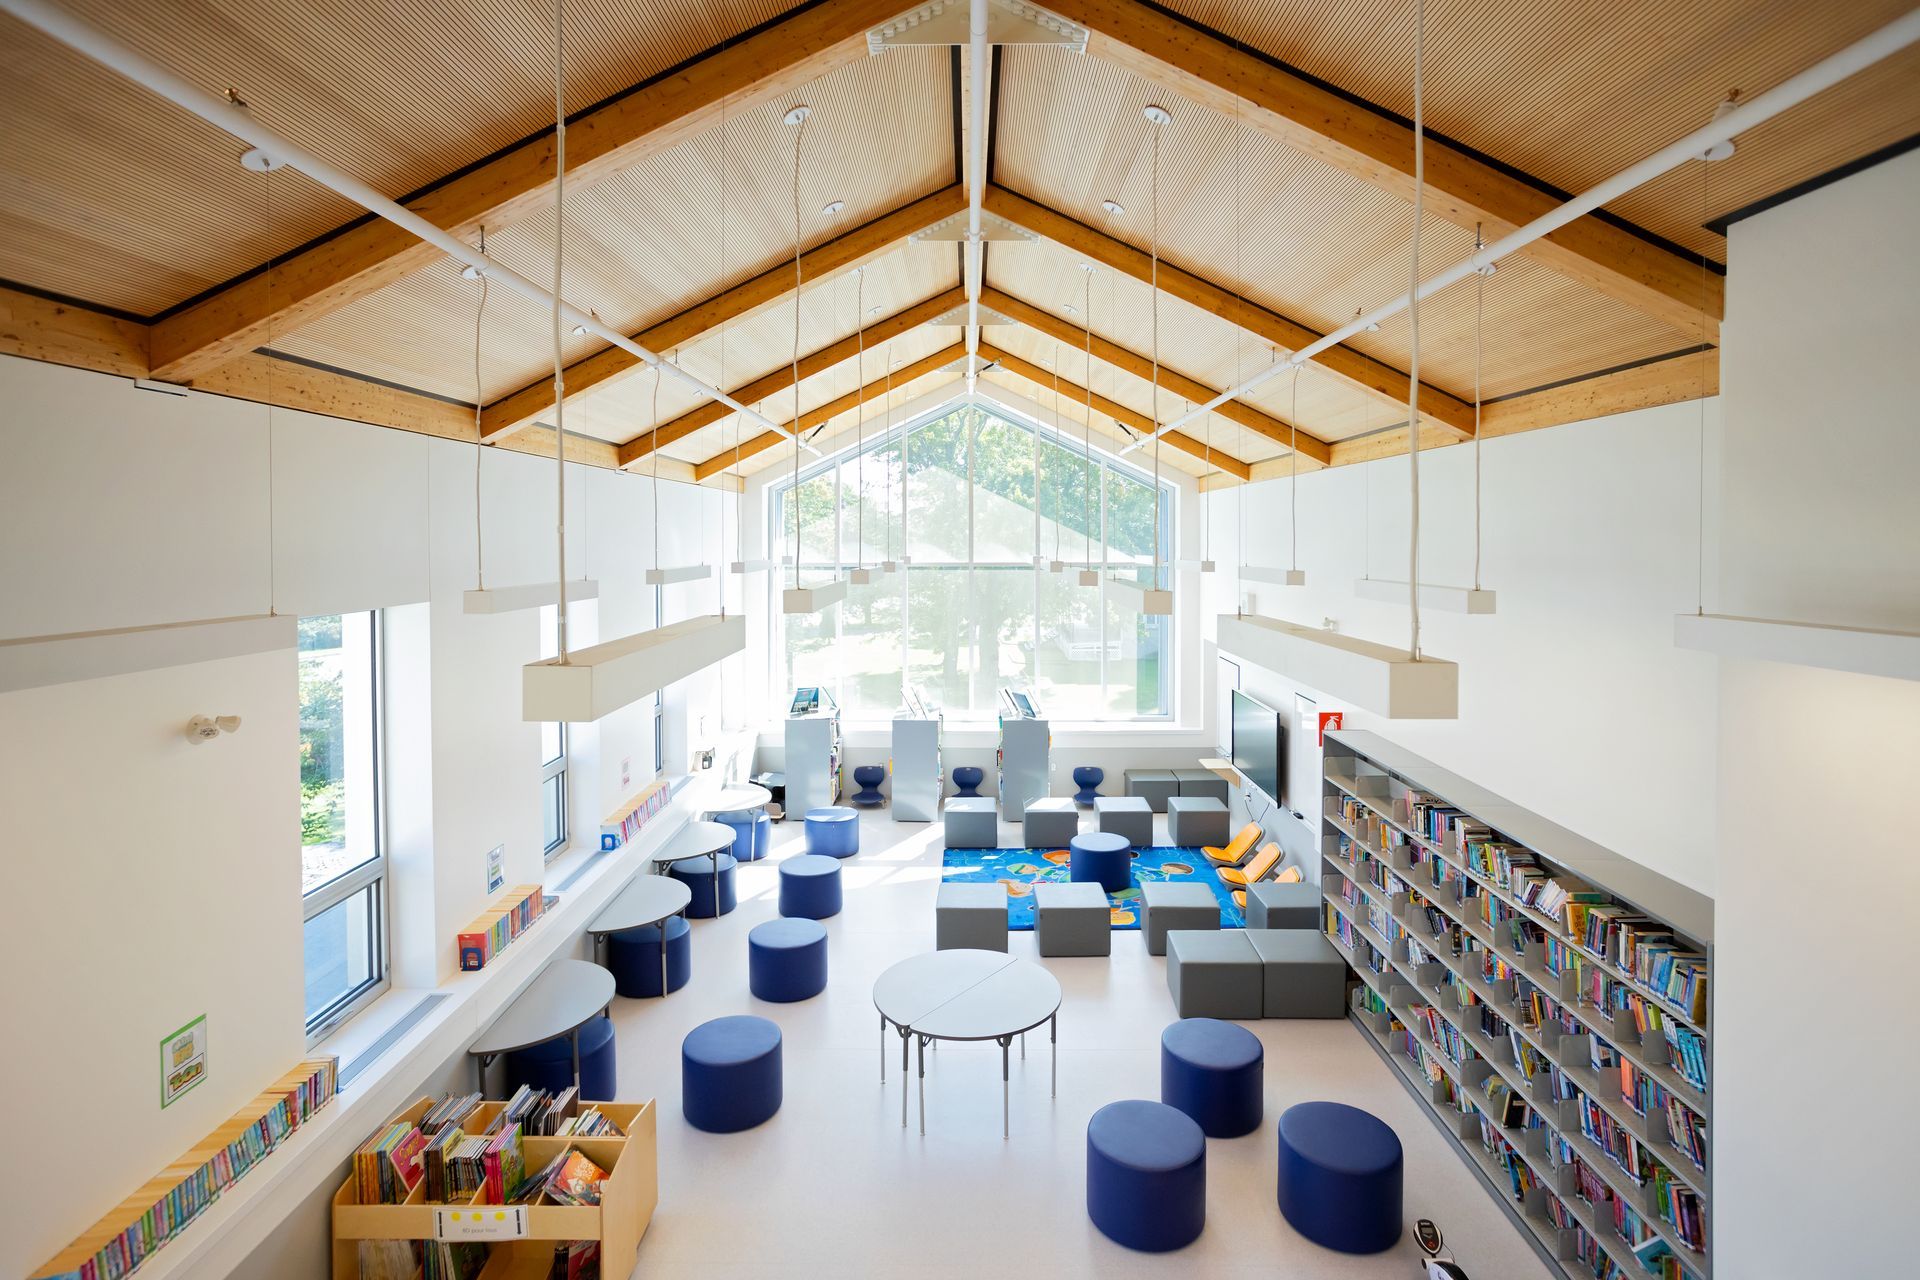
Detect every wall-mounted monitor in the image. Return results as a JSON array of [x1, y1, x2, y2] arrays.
[[1230, 689, 1285, 806]]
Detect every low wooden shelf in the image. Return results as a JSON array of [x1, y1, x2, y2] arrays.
[[329, 1097, 657, 1280]]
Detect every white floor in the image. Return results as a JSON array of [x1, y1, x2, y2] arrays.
[[608, 806, 1553, 1280]]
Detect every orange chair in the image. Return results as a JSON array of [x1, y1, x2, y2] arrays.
[[1202, 822, 1262, 867], [1219, 843, 1284, 887], [1231, 862, 1302, 909]]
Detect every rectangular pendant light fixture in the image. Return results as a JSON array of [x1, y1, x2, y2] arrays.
[[463, 580, 601, 614], [882, 559, 902, 573], [1107, 574, 1173, 616], [1179, 559, 1217, 573], [1674, 612, 1920, 683], [1216, 612, 1458, 719], [849, 567, 876, 585], [1078, 569, 1099, 587], [783, 580, 849, 613], [1354, 578, 1497, 614], [730, 560, 770, 573], [522, 613, 745, 722], [644, 565, 713, 586], [1240, 565, 1306, 587]]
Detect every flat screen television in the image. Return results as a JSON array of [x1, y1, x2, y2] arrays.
[[1230, 690, 1284, 805]]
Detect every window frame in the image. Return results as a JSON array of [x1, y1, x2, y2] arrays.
[[541, 723, 569, 858], [769, 397, 1177, 724], [301, 610, 391, 1045]]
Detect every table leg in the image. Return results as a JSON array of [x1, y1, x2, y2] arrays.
[[1051, 1013, 1058, 1098], [917, 1034, 927, 1136], [1021, 1031, 1025, 1061], [1000, 1036, 1011, 1138], [897, 1026, 913, 1128], [710, 852, 721, 918], [475, 1052, 493, 1094], [879, 1013, 886, 1083], [569, 1030, 583, 1090]]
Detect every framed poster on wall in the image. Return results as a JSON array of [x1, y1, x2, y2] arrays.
[[160, 1015, 207, 1109]]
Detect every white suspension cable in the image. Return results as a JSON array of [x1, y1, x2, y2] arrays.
[[1406, 0, 1425, 660], [1695, 152, 1712, 617], [1472, 223, 1485, 591], [651, 362, 663, 572], [789, 108, 809, 586], [1290, 364, 1301, 572], [1147, 107, 1165, 589], [552, 0, 569, 662], [854, 269, 866, 572], [472, 230, 490, 589], [1082, 266, 1094, 568]]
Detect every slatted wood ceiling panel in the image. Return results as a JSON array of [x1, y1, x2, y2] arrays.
[[994, 49, 1702, 402], [272, 52, 955, 407], [1152, 0, 1920, 261], [727, 369, 966, 477], [0, 0, 795, 314]]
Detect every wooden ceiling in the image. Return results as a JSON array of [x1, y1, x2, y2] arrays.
[[1, 0, 1912, 483]]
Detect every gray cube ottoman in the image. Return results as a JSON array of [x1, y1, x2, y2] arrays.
[[1246, 880, 1322, 929], [1095, 794, 1153, 847], [1022, 796, 1079, 849], [936, 883, 1008, 951], [944, 796, 998, 848], [1174, 768, 1230, 803], [1245, 929, 1347, 1018], [1167, 796, 1229, 848], [1124, 768, 1180, 813], [1165, 931, 1263, 1019], [1034, 882, 1111, 956], [1141, 881, 1220, 956]]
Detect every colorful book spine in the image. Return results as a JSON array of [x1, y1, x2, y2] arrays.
[[599, 779, 672, 850]]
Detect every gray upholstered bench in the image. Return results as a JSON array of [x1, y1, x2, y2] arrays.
[[936, 883, 1007, 951], [1034, 882, 1111, 956], [1174, 768, 1230, 803], [1096, 794, 1153, 847], [943, 796, 998, 848], [1124, 768, 1179, 813], [1167, 796, 1229, 847], [1141, 881, 1219, 956], [1165, 931, 1263, 1019], [1244, 929, 1347, 1017], [1022, 796, 1079, 849], [1246, 880, 1321, 929]]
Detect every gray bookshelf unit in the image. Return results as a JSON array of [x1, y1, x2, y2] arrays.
[[1318, 729, 1712, 1280]]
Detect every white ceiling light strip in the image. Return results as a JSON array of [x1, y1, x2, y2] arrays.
[[0, 0, 812, 455], [1122, 4, 1920, 449]]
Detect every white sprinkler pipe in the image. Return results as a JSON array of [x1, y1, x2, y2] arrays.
[[963, 0, 989, 391], [1122, 3, 1920, 454], [1, 0, 815, 452]]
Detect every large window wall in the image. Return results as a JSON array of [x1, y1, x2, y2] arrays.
[[771, 400, 1172, 722]]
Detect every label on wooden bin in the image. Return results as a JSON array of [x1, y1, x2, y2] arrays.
[[435, 1206, 529, 1241]]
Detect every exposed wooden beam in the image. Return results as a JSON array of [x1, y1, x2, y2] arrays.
[[614, 285, 966, 468], [0, 287, 147, 376], [985, 186, 1477, 437], [1038, 0, 1721, 338], [980, 343, 1254, 480], [692, 342, 967, 481], [483, 184, 968, 441], [147, 0, 918, 382], [980, 286, 1332, 465]]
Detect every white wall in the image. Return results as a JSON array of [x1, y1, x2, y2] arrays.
[[1203, 395, 1724, 895], [0, 354, 735, 1277], [0, 646, 304, 1280], [1709, 148, 1920, 1276]]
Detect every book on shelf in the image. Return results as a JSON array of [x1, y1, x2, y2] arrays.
[[600, 778, 672, 850], [35, 1057, 339, 1280], [457, 883, 547, 972]]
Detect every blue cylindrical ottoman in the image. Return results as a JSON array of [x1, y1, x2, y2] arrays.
[[951, 765, 984, 797], [714, 809, 769, 862], [850, 764, 887, 806], [504, 1013, 617, 1101], [748, 917, 828, 1002], [778, 853, 843, 919], [1072, 765, 1104, 805], [1086, 1099, 1206, 1252], [804, 806, 860, 858], [1276, 1101, 1403, 1253], [1161, 1018, 1264, 1138], [683, 1015, 783, 1132], [668, 853, 737, 918], [1070, 831, 1132, 893], [607, 915, 691, 998]]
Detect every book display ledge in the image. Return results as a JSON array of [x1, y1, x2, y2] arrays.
[[1318, 729, 1712, 1280]]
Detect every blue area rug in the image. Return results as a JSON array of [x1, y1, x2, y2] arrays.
[[941, 845, 1245, 931]]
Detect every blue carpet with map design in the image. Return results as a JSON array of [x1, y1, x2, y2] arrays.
[[940, 845, 1245, 930]]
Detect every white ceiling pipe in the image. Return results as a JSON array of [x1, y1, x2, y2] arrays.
[[0, 0, 816, 454], [1123, 4, 1920, 453], [962, 0, 989, 391]]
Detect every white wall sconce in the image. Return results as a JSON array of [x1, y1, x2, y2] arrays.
[[184, 714, 242, 744]]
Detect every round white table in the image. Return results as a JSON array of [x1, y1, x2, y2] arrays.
[[651, 819, 737, 914], [703, 782, 772, 815], [468, 958, 615, 1091], [873, 950, 1062, 1137], [586, 874, 693, 998]]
